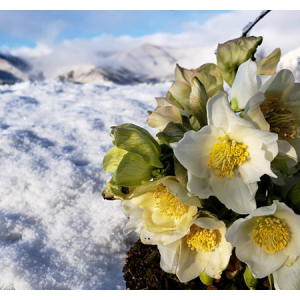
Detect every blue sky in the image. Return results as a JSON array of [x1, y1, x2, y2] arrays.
[[0, 10, 229, 49]]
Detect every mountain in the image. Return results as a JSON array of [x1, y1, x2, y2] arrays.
[[278, 47, 300, 81]]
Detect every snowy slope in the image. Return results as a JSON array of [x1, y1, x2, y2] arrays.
[[0, 80, 169, 289]]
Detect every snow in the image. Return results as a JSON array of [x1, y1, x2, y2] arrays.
[[0, 80, 169, 289]]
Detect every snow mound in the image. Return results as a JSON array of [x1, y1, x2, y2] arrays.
[[0, 80, 169, 289]]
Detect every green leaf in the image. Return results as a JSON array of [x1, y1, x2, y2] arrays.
[[174, 155, 188, 188], [257, 48, 281, 75], [243, 265, 258, 290], [216, 36, 263, 86], [271, 158, 290, 175], [114, 152, 154, 187], [112, 123, 163, 168], [156, 122, 185, 146], [287, 180, 300, 211], [102, 146, 128, 173], [189, 77, 208, 128]]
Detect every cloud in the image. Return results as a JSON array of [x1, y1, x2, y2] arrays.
[[7, 10, 300, 79]]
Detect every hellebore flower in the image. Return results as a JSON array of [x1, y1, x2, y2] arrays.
[[122, 177, 200, 246], [171, 92, 278, 214], [226, 201, 300, 280], [157, 216, 232, 282], [244, 69, 300, 164]]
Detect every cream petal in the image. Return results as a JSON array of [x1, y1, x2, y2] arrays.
[[171, 125, 224, 178], [193, 217, 224, 230], [147, 106, 182, 131], [187, 172, 214, 199], [140, 227, 159, 245], [289, 135, 300, 160], [157, 240, 181, 273], [163, 179, 202, 207], [176, 237, 205, 282], [273, 256, 300, 290], [210, 172, 257, 214], [230, 59, 259, 110], [168, 81, 191, 112], [130, 191, 155, 210]]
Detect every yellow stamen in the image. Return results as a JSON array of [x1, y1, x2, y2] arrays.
[[208, 136, 248, 179], [260, 98, 297, 141], [154, 185, 188, 219], [252, 216, 289, 253], [186, 224, 219, 253]]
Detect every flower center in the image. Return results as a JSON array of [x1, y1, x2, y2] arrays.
[[186, 224, 219, 253], [154, 185, 188, 219], [252, 216, 289, 253], [260, 98, 297, 141], [208, 136, 248, 178]]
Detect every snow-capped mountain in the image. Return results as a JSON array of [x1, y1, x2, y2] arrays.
[[278, 46, 300, 81]]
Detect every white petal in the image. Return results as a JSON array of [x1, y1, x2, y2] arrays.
[[210, 172, 257, 214], [273, 255, 300, 290], [122, 200, 143, 235], [262, 70, 295, 102], [231, 59, 259, 110], [187, 172, 214, 199], [193, 217, 224, 230], [171, 125, 224, 178], [244, 92, 270, 131], [236, 237, 287, 278], [277, 140, 298, 168], [274, 201, 300, 259], [158, 240, 181, 273]]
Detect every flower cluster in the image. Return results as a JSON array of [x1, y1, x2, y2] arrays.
[[102, 36, 300, 290]]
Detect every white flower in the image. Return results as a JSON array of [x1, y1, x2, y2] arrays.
[[244, 69, 300, 165], [122, 177, 200, 246], [157, 216, 232, 282], [171, 92, 278, 214], [230, 59, 271, 111], [226, 201, 300, 280]]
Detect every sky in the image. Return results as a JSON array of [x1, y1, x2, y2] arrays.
[[2, 10, 300, 79], [0, 11, 227, 49]]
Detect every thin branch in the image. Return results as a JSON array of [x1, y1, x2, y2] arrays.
[[242, 10, 271, 37]]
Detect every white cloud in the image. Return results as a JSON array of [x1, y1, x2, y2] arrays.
[[8, 10, 300, 79]]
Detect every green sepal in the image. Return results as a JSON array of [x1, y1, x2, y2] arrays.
[[199, 272, 214, 286], [111, 123, 163, 168], [257, 48, 281, 75], [102, 178, 134, 201], [243, 265, 258, 290], [102, 146, 128, 173], [216, 36, 263, 86], [114, 152, 155, 187], [189, 76, 208, 128], [174, 155, 188, 188], [156, 122, 186, 146]]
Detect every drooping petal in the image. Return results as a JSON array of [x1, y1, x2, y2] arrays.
[[122, 200, 143, 235], [230, 59, 259, 111], [210, 171, 257, 214], [277, 140, 298, 168], [171, 125, 224, 178], [273, 256, 300, 290]]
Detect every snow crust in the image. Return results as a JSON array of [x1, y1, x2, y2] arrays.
[[0, 80, 168, 289]]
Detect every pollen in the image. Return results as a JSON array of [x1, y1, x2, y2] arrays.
[[154, 185, 188, 219], [208, 136, 248, 179], [252, 216, 289, 253], [260, 97, 297, 141], [186, 224, 219, 253]]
